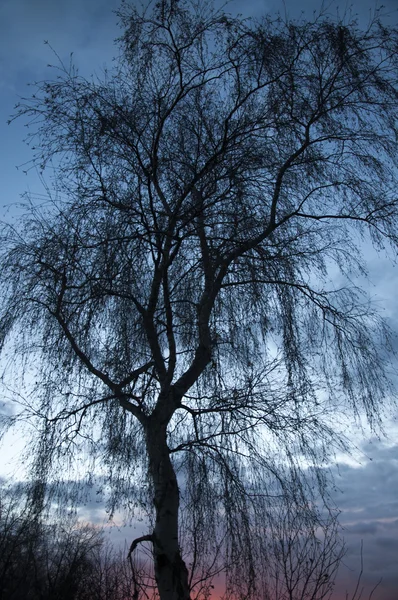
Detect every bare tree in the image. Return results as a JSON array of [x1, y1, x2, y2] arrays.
[[0, 483, 103, 600], [263, 497, 344, 600], [37, 518, 102, 600], [1, 1, 398, 598], [0, 483, 34, 600], [78, 538, 138, 600]]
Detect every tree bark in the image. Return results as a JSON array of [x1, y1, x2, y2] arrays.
[[145, 416, 190, 600]]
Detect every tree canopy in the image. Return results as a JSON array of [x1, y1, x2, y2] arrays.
[[1, 1, 398, 599]]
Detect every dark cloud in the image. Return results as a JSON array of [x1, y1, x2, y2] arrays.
[[234, 0, 398, 25], [344, 521, 380, 535], [0, 0, 121, 102], [0, 0, 121, 214], [0, 401, 15, 417], [330, 439, 398, 598]]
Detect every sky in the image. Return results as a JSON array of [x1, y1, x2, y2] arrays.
[[0, 0, 398, 598]]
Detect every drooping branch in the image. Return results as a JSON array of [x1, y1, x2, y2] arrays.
[[128, 534, 155, 600]]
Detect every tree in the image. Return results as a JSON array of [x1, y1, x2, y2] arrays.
[[263, 496, 344, 600], [1, 1, 398, 598], [0, 482, 35, 600], [0, 483, 104, 600], [0, 484, 380, 600]]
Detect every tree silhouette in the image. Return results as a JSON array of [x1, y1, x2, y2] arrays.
[[0, 483, 138, 600], [1, 1, 398, 599], [1, 482, 380, 600]]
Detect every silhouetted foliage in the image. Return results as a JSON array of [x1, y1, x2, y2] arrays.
[[0, 483, 138, 600], [1, 1, 398, 598], [0, 483, 382, 600]]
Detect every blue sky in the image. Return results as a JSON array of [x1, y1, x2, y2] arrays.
[[0, 0, 398, 598]]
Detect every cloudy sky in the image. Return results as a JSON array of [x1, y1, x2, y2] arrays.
[[0, 0, 398, 598]]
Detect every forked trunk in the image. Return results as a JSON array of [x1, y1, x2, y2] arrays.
[[146, 420, 190, 600]]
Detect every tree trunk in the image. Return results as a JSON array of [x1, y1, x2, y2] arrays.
[[146, 418, 190, 600]]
